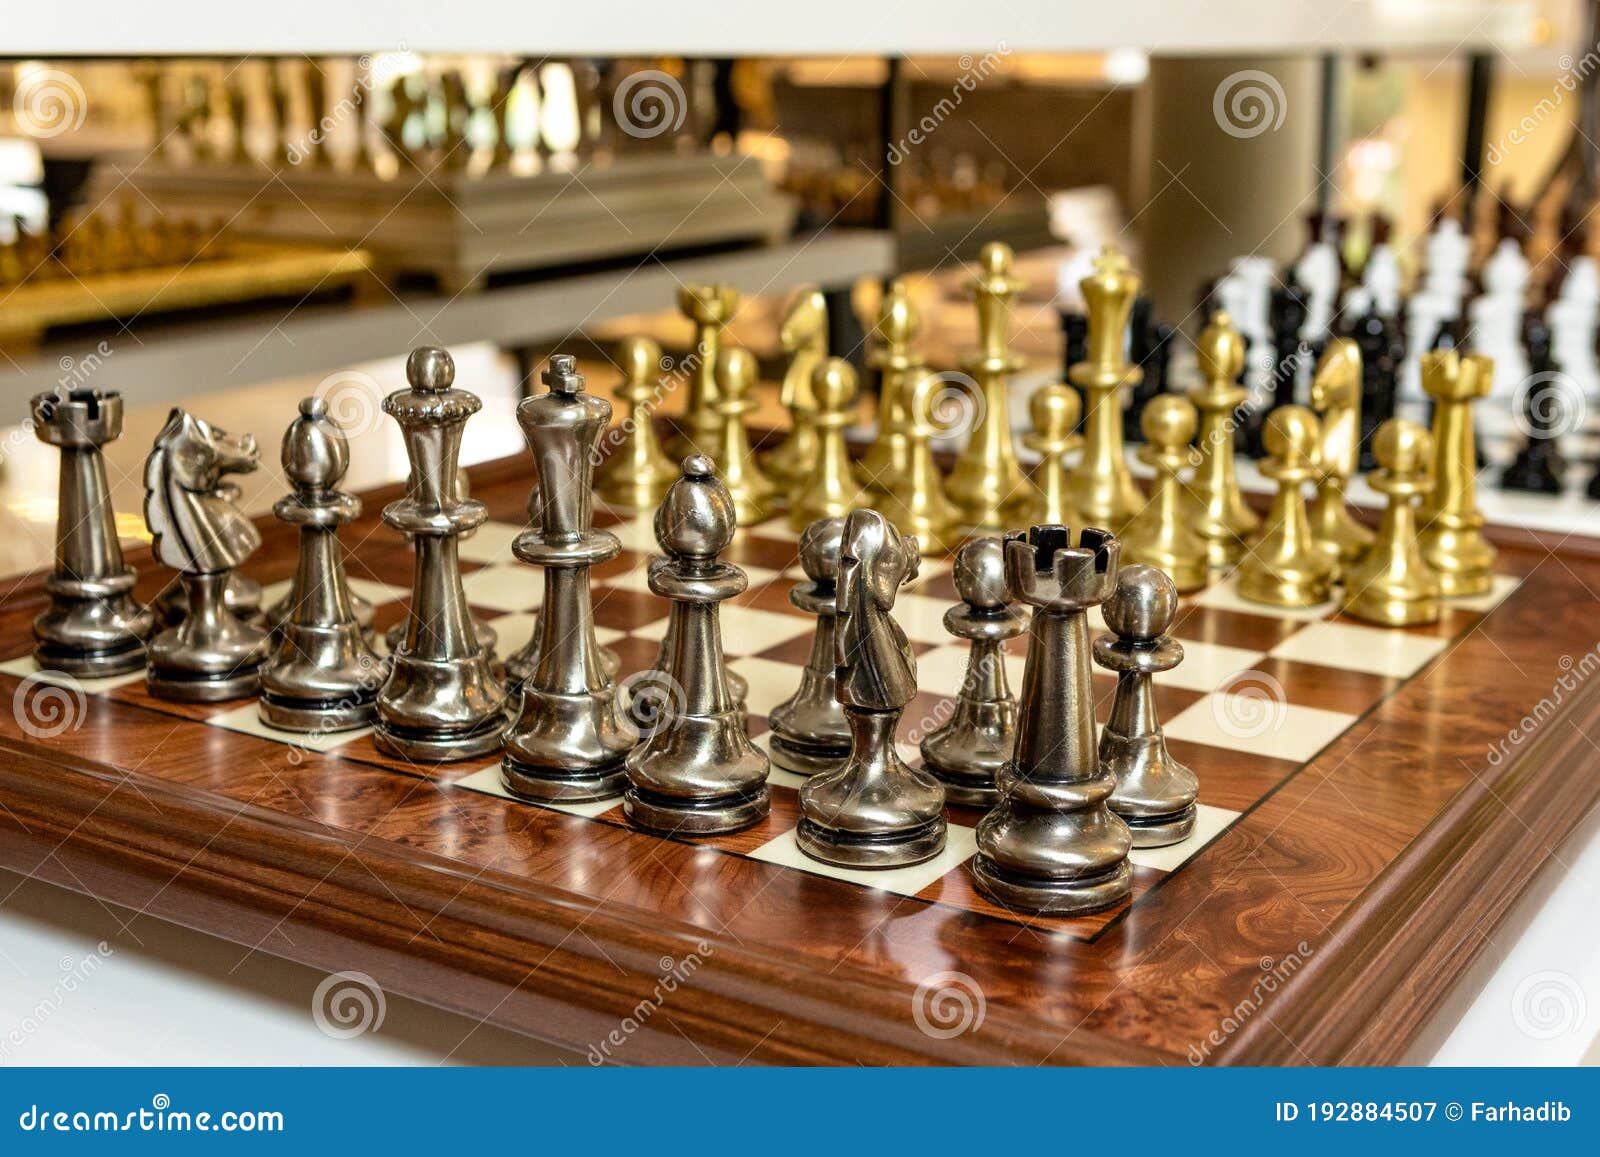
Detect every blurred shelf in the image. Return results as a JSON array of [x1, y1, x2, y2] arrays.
[[0, 229, 895, 405], [9, 0, 1534, 56]]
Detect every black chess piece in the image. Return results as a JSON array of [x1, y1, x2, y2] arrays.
[[1246, 275, 1309, 458], [1059, 307, 1089, 435], [1123, 296, 1172, 445], [1347, 295, 1402, 471], [1501, 313, 1567, 494]]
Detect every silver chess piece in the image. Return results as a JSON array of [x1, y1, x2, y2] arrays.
[[267, 582, 375, 637], [797, 509, 946, 868], [501, 355, 635, 801], [972, 526, 1132, 915], [766, 516, 849, 776], [154, 485, 263, 627], [1095, 564, 1198, 846], [382, 464, 495, 658], [920, 537, 1024, 808], [30, 389, 154, 676], [374, 348, 509, 761], [258, 397, 387, 732], [142, 409, 271, 701], [624, 457, 770, 834]]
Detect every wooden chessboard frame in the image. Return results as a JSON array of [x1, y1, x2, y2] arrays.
[[1, 451, 1598, 1066]]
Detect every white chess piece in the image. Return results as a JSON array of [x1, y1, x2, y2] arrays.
[[1294, 240, 1341, 343], [1362, 241, 1403, 318], [1469, 239, 1531, 397], [1399, 217, 1474, 400], [1548, 256, 1600, 402]]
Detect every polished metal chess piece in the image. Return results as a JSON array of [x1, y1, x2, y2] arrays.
[[381, 463, 496, 659], [760, 286, 829, 489], [1308, 338, 1375, 580], [788, 359, 870, 532], [709, 346, 779, 524], [259, 397, 386, 731], [672, 283, 739, 459], [1094, 564, 1198, 847], [1023, 383, 1083, 526], [1064, 248, 1146, 531], [798, 510, 946, 868], [920, 537, 1024, 808], [30, 389, 153, 676], [876, 371, 961, 554], [767, 516, 850, 776], [972, 525, 1133, 915], [1120, 395, 1210, 592], [1343, 418, 1442, 627], [501, 355, 634, 800], [143, 410, 271, 701], [946, 242, 1036, 529], [375, 349, 509, 761], [266, 583, 374, 637], [1187, 313, 1259, 567], [595, 336, 678, 511], [1418, 349, 1497, 597], [860, 279, 919, 495], [1236, 406, 1333, 608], [624, 457, 770, 834]]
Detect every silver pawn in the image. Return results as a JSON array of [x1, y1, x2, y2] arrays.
[[258, 397, 387, 732], [971, 526, 1132, 915], [1095, 564, 1198, 846], [31, 389, 154, 676], [797, 509, 945, 868], [374, 348, 509, 761], [624, 457, 770, 834], [920, 537, 1024, 807], [501, 355, 635, 801], [143, 410, 271, 701], [767, 516, 849, 776]]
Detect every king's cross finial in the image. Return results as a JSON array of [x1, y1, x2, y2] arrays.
[[543, 354, 585, 395]]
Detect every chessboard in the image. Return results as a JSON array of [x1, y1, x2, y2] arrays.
[[1, 451, 1597, 1066]]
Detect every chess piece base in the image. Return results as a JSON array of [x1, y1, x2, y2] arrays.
[[795, 815, 947, 869], [624, 784, 770, 836], [766, 733, 849, 777], [146, 666, 262, 703], [1236, 567, 1330, 608], [1123, 803, 1196, 848], [375, 713, 508, 762], [970, 854, 1131, 915], [259, 690, 377, 733], [501, 756, 625, 803], [1342, 590, 1441, 627], [33, 570, 153, 678], [34, 637, 147, 679]]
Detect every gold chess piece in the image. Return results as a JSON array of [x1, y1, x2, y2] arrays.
[[875, 370, 962, 554], [710, 346, 780, 524], [1121, 395, 1210, 592], [672, 282, 740, 460], [1237, 405, 1333, 607], [490, 64, 520, 168], [1308, 338, 1375, 580], [1065, 247, 1146, 531], [1343, 419, 1441, 627], [595, 336, 678, 511], [946, 242, 1036, 529], [1023, 384, 1083, 525], [860, 279, 919, 494], [760, 286, 829, 489], [1418, 350, 1498, 597], [305, 59, 331, 168], [789, 359, 870, 532], [1187, 312, 1259, 566], [266, 61, 294, 167]]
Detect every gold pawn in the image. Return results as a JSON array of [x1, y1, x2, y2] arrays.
[[946, 242, 1036, 529], [1121, 395, 1210, 592], [595, 337, 679, 511], [1418, 350, 1498, 597], [789, 358, 870, 532], [1022, 384, 1083, 526], [1307, 339, 1375, 580], [875, 370, 962, 554], [860, 279, 919, 495], [1187, 312, 1259, 566], [671, 282, 740, 460], [1236, 405, 1333, 607], [1343, 419, 1441, 626], [710, 346, 780, 525], [760, 286, 829, 489], [1064, 247, 1146, 531]]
